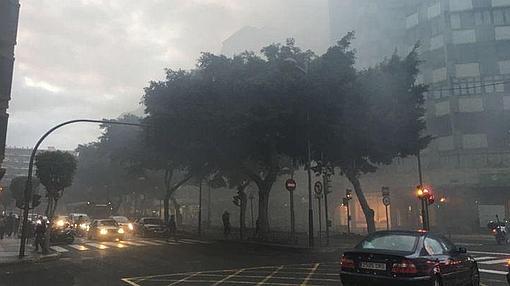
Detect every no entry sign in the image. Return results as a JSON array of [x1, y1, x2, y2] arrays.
[[285, 178, 297, 192]]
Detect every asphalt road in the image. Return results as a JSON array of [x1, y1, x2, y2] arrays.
[[0, 235, 508, 286]]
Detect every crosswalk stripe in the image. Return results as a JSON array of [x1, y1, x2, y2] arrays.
[[121, 241, 145, 246], [50, 246, 69, 253], [474, 256, 497, 261], [85, 243, 109, 249], [69, 244, 89, 251], [478, 258, 509, 265], [479, 269, 508, 275], [138, 240, 165, 246], [102, 242, 128, 248]]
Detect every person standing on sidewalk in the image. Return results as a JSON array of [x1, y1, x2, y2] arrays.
[[5, 213, 13, 238], [34, 216, 46, 252], [166, 215, 178, 242], [0, 215, 5, 239], [222, 211, 231, 239]]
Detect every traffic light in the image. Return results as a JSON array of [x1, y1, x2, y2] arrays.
[[346, 189, 353, 200], [32, 194, 42, 208], [342, 197, 349, 206]]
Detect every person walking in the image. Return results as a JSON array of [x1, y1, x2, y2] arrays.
[[5, 213, 13, 238], [0, 215, 5, 240], [13, 215, 19, 237], [34, 216, 46, 253], [166, 215, 178, 242], [222, 211, 231, 239]]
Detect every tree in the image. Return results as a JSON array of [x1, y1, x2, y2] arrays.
[[9, 176, 40, 209], [35, 151, 77, 254]]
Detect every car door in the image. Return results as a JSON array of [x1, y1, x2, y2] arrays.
[[438, 236, 473, 286], [424, 236, 457, 286]]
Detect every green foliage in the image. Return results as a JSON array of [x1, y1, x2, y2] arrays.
[[35, 151, 77, 197], [9, 176, 40, 201]]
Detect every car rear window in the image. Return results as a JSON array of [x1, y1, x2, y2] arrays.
[[112, 216, 129, 223], [143, 219, 163, 225], [357, 233, 419, 252], [98, 220, 118, 226]]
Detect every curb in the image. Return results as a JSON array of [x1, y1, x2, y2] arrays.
[[0, 252, 61, 267]]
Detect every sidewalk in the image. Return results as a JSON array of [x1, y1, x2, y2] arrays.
[[0, 237, 60, 266]]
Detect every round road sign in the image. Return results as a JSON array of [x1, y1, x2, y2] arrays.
[[285, 178, 297, 192], [382, 196, 391, 206]]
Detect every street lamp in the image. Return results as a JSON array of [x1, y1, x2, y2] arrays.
[[284, 57, 314, 247], [18, 119, 146, 258]]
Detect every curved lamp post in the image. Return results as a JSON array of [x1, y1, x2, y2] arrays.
[[19, 119, 146, 258]]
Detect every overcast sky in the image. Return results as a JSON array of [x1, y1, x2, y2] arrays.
[[7, 0, 329, 150]]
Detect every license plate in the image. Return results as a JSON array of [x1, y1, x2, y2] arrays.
[[360, 262, 386, 271]]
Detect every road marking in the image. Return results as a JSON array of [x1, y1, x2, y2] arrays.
[[257, 265, 284, 285], [102, 242, 128, 248], [474, 256, 497, 261], [50, 246, 69, 252], [478, 258, 509, 265], [211, 269, 244, 286], [469, 250, 510, 256], [480, 269, 508, 275], [121, 241, 145, 246], [86, 243, 109, 249], [154, 240, 179, 245], [68, 244, 89, 251], [181, 239, 212, 244], [300, 263, 319, 286], [138, 240, 165, 246], [121, 278, 141, 286], [167, 271, 202, 286]]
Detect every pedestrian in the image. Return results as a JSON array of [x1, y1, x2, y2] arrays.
[[13, 215, 19, 237], [166, 215, 178, 242], [5, 213, 13, 238], [0, 215, 5, 240], [222, 211, 231, 238], [34, 216, 46, 253]]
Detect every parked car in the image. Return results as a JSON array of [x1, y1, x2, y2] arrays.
[[134, 217, 167, 237], [111, 216, 134, 234], [340, 230, 479, 286], [87, 219, 124, 241]]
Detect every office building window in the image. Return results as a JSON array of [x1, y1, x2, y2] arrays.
[[451, 13, 462, 29], [433, 67, 448, 82], [429, 3, 442, 19], [503, 96, 510, 109], [462, 134, 488, 149], [406, 12, 419, 29], [475, 10, 492, 25], [505, 9, 510, 24], [494, 10, 505, 25], [496, 26, 510, 39], [435, 101, 450, 116], [455, 63, 480, 78], [459, 97, 484, 112], [499, 60, 510, 74], [437, 136, 455, 151], [450, 0, 473, 12], [452, 29, 476, 43], [493, 0, 510, 7], [430, 34, 444, 50]]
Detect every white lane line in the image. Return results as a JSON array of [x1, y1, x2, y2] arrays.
[[479, 258, 509, 265], [121, 241, 145, 246], [102, 242, 128, 248], [168, 272, 202, 286], [258, 266, 284, 285], [181, 239, 212, 244], [300, 263, 319, 286], [85, 243, 109, 249], [480, 269, 508, 275], [121, 278, 141, 286], [68, 244, 89, 251], [211, 269, 245, 286], [137, 240, 165, 246], [154, 240, 179, 245], [469, 250, 510, 256], [474, 256, 497, 261], [50, 246, 69, 253]]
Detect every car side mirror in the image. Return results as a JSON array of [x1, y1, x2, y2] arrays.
[[458, 247, 467, 254]]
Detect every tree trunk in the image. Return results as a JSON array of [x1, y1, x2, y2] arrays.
[[346, 173, 376, 233], [171, 196, 182, 226], [238, 184, 248, 240], [257, 188, 270, 239], [163, 193, 170, 224], [43, 197, 58, 254]]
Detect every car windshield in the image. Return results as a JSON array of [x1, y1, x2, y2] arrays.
[[97, 220, 118, 227], [112, 216, 129, 223], [143, 219, 163, 225], [357, 233, 419, 252]]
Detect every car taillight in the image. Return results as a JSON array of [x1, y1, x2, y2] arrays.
[[392, 260, 418, 274], [341, 256, 355, 269]]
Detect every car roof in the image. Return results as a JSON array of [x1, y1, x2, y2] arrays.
[[368, 230, 429, 237]]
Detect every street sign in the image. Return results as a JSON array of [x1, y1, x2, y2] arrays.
[[285, 178, 297, 192], [382, 196, 391, 206], [314, 181, 323, 195]]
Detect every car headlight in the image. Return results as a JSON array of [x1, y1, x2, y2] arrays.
[[99, 228, 108, 235], [56, 220, 65, 227], [118, 228, 124, 234], [128, 223, 133, 230], [80, 223, 88, 230]]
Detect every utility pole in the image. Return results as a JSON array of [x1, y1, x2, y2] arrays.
[[322, 165, 331, 246]]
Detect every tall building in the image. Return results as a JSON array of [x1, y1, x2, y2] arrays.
[[330, 0, 510, 232], [0, 0, 20, 181]]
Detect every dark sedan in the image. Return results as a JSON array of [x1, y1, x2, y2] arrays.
[[134, 217, 168, 237], [340, 230, 479, 286]]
